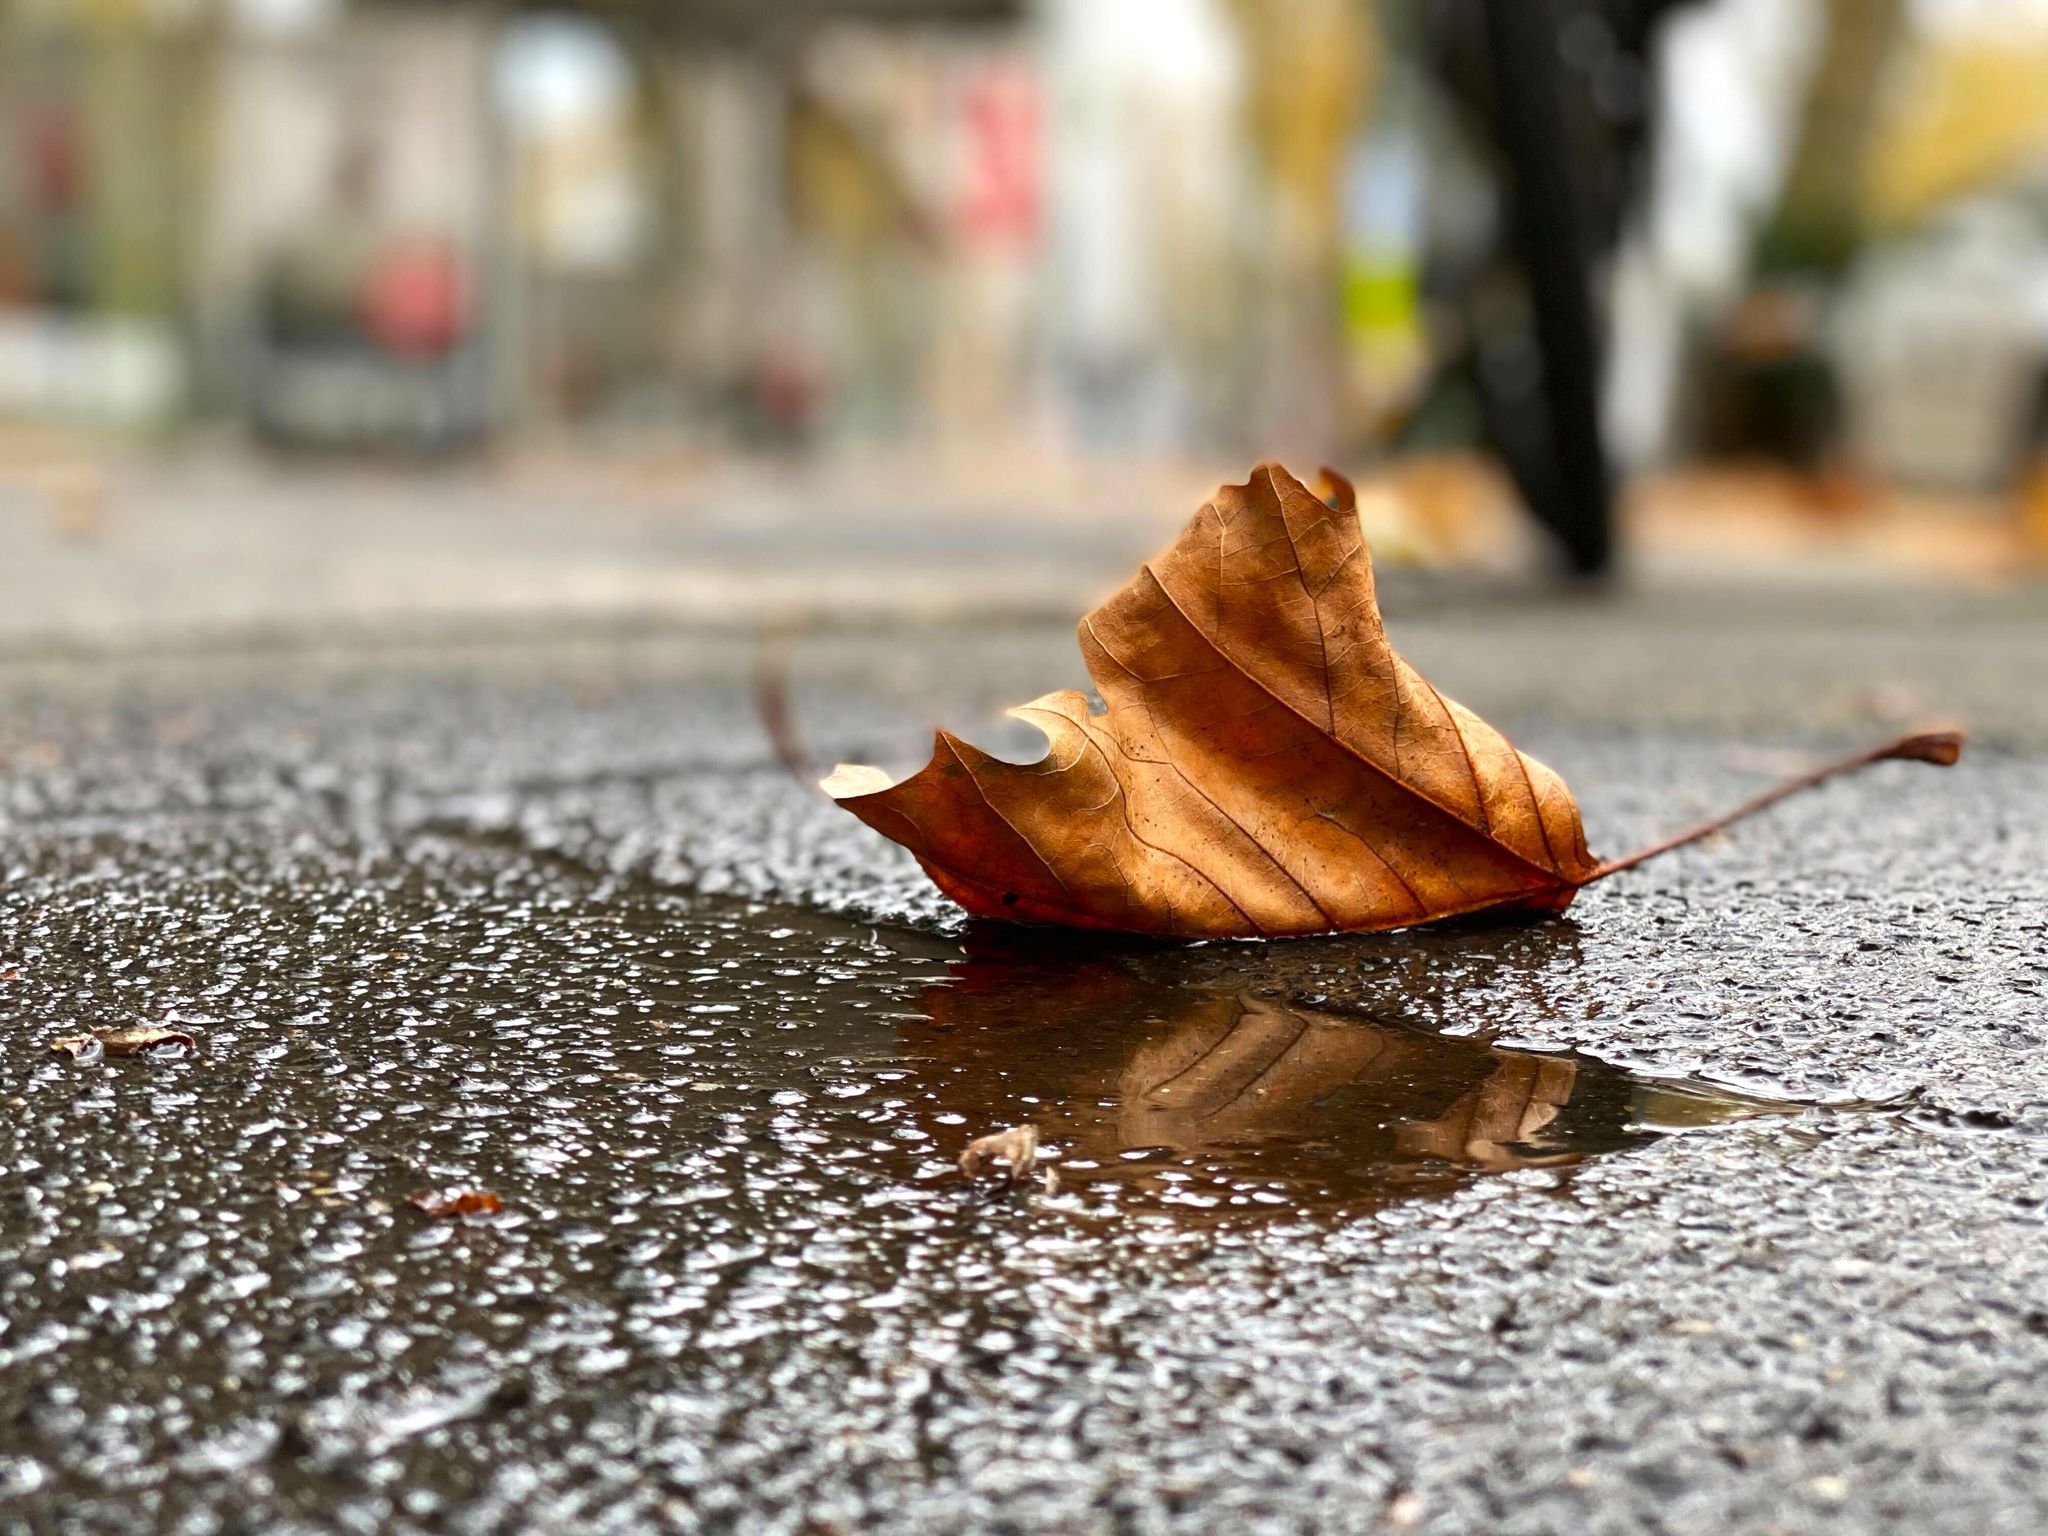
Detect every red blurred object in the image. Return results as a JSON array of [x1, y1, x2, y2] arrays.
[[25, 103, 84, 210], [956, 63, 1039, 252], [360, 239, 468, 357]]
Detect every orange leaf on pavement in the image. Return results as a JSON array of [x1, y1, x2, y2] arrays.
[[825, 463, 1961, 939]]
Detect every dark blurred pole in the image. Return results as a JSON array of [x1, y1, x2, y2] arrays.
[[1479, 0, 1613, 576]]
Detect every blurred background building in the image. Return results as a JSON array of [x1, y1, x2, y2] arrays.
[[2, 0, 2047, 577]]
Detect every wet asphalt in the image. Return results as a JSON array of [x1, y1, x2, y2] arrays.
[[2, 602, 2047, 1536]]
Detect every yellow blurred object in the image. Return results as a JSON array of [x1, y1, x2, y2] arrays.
[[1231, 0, 1370, 255], [2021, 455, 2048, 564], [41, 464, 112, 544], [1865, 36, 2048, 229], [1351, 452, 1527, 570], [0, 425, 114, 543], [1226, 0, 1371, 450], [788, 96, 917, 253]]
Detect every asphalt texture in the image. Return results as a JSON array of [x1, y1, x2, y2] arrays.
[[3, 604, 2047, 1536]]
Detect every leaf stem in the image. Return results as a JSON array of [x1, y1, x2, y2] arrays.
[[753, 609, 821, 791], [1584, 728, 1964, 883]]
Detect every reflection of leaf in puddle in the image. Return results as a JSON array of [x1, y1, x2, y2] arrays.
[[906, 927, 1789, 1219], [1126, 992, 1587, 1172]]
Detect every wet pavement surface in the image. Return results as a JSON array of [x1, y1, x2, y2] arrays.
[[3, 619, 2047, 1535]]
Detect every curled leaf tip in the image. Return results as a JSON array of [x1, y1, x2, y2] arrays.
[[1883, 729, 1964, 767], [1311, 465, 1357, 512], [822, 763, 895, 799]]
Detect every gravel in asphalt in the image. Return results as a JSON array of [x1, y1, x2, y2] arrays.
[[1, 611, 2045, 1535]]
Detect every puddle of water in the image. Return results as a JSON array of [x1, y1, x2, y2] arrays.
[[3, 826, 1790, 1237], [892, 924, 1788, 1219], [1, 828, 1812, 1525]]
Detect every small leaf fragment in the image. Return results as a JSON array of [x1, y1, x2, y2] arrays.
[[51, 1025, 196, 1060], [958, 1124, 1039, 1182], [407, 1188, 504, 1218]]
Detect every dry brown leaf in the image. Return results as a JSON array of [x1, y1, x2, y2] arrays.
[[50, 1025, 196, 1060], [407, 1188, 503, 1218], [826, 463, 1962, 939]]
